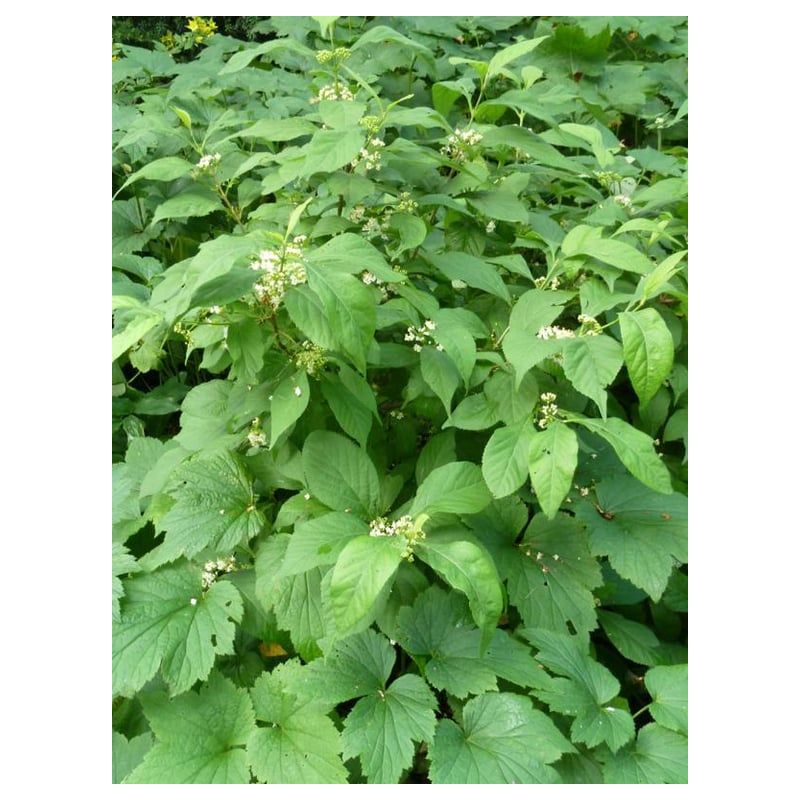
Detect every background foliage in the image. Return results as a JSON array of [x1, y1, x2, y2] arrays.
[[112, 15, 688, 784]]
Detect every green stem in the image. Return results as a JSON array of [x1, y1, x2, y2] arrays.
[[632, 703, 652, 719]]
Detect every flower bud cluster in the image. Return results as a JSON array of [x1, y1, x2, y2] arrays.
[[316, 47, 351, 64], [247, 418, 267, 449], [537, 392, 559, 429], [310, 82, 354, 103], [201, 556, 237, 590], [396, 192, 418, 214], [194, 152, 221, 173], [351, 137, 385, 172], [536, 325, 576, 341], [485, 220, 496, 234], [250, 237, 308, 309], [368, 515, 425, 561], [405, 320, 443, 353], [441, 128, 483, 162], [294, 340, 326, 376], [577, 314, 602, 336], [534, 276, 561, 290]]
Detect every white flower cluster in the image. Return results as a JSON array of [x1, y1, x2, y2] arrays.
[[577, 314, 602, 336], [613, 194, 632, 208], [250, 238, 308, 309], [351, 137, 385, 172], [294, 340, 326, 376], [388, 409, 405, 420], [441, 128, 483, 162], [537, 325, 576, 340], [485, 220, 496, 234], [537, 392, 559, 429], [405, 320, 443, 353], [349, 205, 366, 223], [310, 82, 354, 103], [201, 556, 237, 590], [195, 152, 221, 172], [368, 515, 424, 561], [534, 276, 561, 290], [247, 417, 267, 448]]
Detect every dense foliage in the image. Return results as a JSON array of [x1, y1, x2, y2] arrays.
[[112, 15, 688, 784]]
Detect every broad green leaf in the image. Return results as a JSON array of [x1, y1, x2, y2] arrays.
[[619, 309, 675, 408], [230, 116, 317, 142], [561, 224, 653, 275], [558, 123, 615, 167], [300, 128, 364, 177], [487, 36, 548, 78], [528, 421, 579, 518], [342, 674, 437, 784], [151, 190, 223, 224], [319, 377, 371, 447], [444, 393, 501, 430], [484, 368, 539, 424], [598, 609, 681, 666], [482, 420, 535, 498], [280, 513, 368, 576], [113, 565, 243, 697], [307, 233, 403, 283], [390, 212, 427, 252], [112, 542, 140, 622], [602, 723, 687, 784], [219, 38, 314, 74], [574, 476, 687, 601], [126, 673, 254, 784], [226, 317, 264, 382], [411, 462, 491, 516], [113, 732, 152, 784], [645, 665, 688, 734], [329, 535, 405, 636], [504, 514, 602, 637], [317, 99, 367, 130], [112, 310, 162, 362], [635, 250, 687, 305], [145, 450, 264, 567], [247, 667, 347, 783], [302, 430, 381, 517], [467, 191, 528, 223], [417, 534, 502, 646], [427, 252, 511, 303], [416, 430, 457, 484], [429, 693, 570, 783], [562, 335, 623, 417], [430, 309, 477, 386], [572, 416, 672, 493], [420, 346, 460, 413], [270, 371, 310, 447], [306, 263, 375, 372], [119, 156, 194, 192]]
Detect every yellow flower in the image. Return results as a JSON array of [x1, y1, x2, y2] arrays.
[[186, 16, 217, 44]]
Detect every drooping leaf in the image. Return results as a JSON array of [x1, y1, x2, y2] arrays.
[[528, 421, 579, 518], [270, 371, 310, 447], [619, 309, 675, 408], [562, 335, 623, 417], [645, 665, 688, 734], [482, 420, 535, 498], [411, 462, 492, 516]]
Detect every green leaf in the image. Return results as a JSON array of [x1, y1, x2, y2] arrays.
[[429, 693, 570, 783], [145, 450, 264, 567], [112, 309, 162, 362], [317, 99, 367, 129], [329, 535, 405, 636], [226, 317, 264, 382], [342, 674, 437, 783], [645, 665, 688, 734], [561, 224, 653, 275], [113, 564, 243, 697], [634, 250, 687, 305], [444, 393, 501, 431], [247, 666, 347, 783], [302, 430, 381, 517], [427, 252, 511, 303], [562, 335, 623, 417], [420, 346, 461, 413], [320, 375, 374, 447], [487, 36, 548, 78], [305, 263, 376, 372], [219, 38, 314, 74], [482, 420, 535, 498], [270, 371, 310, 448], [467, 190, 528, 223], [416, 431, 457, 484], [558, 123, 615, 167], [119, 156, 195, 191], [598, 609, 678, 666], [572, 416, 672, 493], [389, 212, 427, 253], [574, 476, 687, 601], [528, 421, 579, 518], [417, 533, 502, 646], [300, 128, 364, 177], [231, 116, 317, 142], [411, 462, 491, 516], [307, 233, 403, 283], [281, 512, 368, 576], [151, 190, 223, 224], [619, 309, 675, 408], [504, 514, 602, 637], [430, 309, 477, 386], [602, 723, 687, 784], [126, 673, 254, 783], [113, 732, 152, 784], [112, 542, 140, 622]]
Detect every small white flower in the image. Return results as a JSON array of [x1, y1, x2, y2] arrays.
[[190, 597, 198, 606], [293, 386, 303, 397], [485, 220, 496, 234], [304, 492, 311, 500], [219, 509, 225, 515]]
